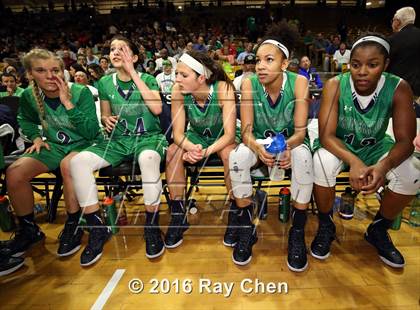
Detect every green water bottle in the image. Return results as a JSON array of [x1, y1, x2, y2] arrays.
[[408, 192, 420, 227], [390, 212, 402, 231], [102, 197, 119, 234], [279, 187, 291, 223], [0, 196, 16, 232]]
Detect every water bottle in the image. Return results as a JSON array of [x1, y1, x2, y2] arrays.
[[263, 133, 287, 181], [114, 193, 128, 226], [390, 212, 402, 230], [102, 197, 119, 234], [339, 187, 355, 220], [409, 192, 420, 227], [278, 187, 291, 223], [0, 196, 16, 232]]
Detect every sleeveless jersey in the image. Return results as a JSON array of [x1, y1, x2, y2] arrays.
[[98, 72, 162, 138], [336, 72, 400, 156], [250, 71, 297, 139], [184, 82, 224, 143]]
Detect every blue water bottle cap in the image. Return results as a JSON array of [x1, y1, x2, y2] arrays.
[[265, 133, 287, 154]]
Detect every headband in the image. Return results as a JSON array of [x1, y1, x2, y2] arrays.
[[351, 36, 390, 53], [261, 39, 290, 59], [179, 53, 212, 79]]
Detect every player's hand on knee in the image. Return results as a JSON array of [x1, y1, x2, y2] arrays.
[[25, 137, 50, 154], [360, 164, 386, 195], [102, 115, 119, 133]]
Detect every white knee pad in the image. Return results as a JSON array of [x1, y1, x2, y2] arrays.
[[138, 150, 162, 206], [229, 144, 258, 198], [70, 151, 110, 207], [291, 144, 314, 204], [313, 148, 344, 187], [386, 155, 420, 195]]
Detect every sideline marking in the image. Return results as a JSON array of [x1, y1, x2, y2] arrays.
[[91, 269, 126, 310]]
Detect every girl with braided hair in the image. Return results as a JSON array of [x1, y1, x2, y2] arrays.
[[1, 49, 101, 263]]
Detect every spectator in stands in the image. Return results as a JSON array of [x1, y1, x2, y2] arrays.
[[0, 73, 25, 97], [287, 58, 300, 73], [333, 42, 351, 72], [146, 59, 161, 77], [86, 47, 99, 65], [323, 35, 340, 72], [229, 22, 313, 271], [61, 50, 76, 69], [193, 36, 207, 53], [156, 60, 175, 93], [298, 55, 323, 89], [313, 34, 418, 269], [313, 32, 329, 66], [236, 42, 254, 65], [69, 63, 85, 82], [0, 49, 101, 265], [70, 35, 168, 263], [388, 6, 420, 102], [165, 50, 238, 250], [155, 48, 177, 71], [99, 56, 111, 74], [87, 63, 105, 88], [76, 54, 87, 70], [233, 54, 256, 90], [169, 41, 183, 60]]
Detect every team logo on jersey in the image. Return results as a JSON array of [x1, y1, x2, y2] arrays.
[[344, 105, 352, 112]]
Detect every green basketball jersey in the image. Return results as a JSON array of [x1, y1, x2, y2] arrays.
[[250, 71, 297, 139], [18, 83, 100, 145], [184, 82, 224, 144], [336, 72, 399, 157], [97, 72, 162, 138]]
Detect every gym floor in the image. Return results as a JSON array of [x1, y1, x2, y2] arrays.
[[0, 178, 419, 309]]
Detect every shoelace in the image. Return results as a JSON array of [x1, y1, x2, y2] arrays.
[[58, 222, 78, 243], [289, 228, 306, 256], [144, 226, 161, 244], [315, 223, 335, 245], [372, 227, 395, 251], [168, 214, 187, 234], [237, 225, 254, 251], [86, 228, 108, 251]]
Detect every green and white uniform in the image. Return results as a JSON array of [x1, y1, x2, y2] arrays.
[[250, 71, 309, 146], [229, 72, 314, 204], [18, 83, 100, 170], [0, 87, 25, 98], [336, 72, 398, 165], [185, 82, 240, 148], [313, 72, 419, 195], [84, 72, 168, 166]]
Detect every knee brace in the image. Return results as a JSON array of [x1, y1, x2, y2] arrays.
[[70, 151, 110, 207], [291, 144, 314, 204], [313, 148, 343, 187], [138, 150, 162, 206], [387, 155, 420, 195], [229, 144, 258, 198]]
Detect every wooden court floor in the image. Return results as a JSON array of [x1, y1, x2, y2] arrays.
[[0, 185, 419, 309]]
